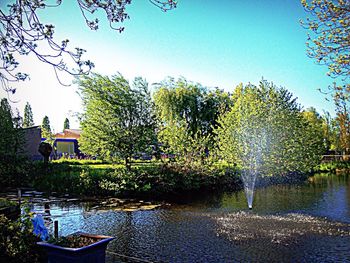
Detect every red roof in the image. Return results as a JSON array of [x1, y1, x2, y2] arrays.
[[55, 129, 82, 139]]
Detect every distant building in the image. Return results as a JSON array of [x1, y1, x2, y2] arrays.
[[22, 126, 42, 160], [54, 129, 82, 156]]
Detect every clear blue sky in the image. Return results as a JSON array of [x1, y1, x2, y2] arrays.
[[1, 0, 336, 132]]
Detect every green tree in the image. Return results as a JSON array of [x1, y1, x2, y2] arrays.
[[302, 107, 325, 152], [41, 116, 53, 144], [23, 102, 34, 128], [0, 98, 15, 155], [333, 89, 350, 153], [63, 118, 70, 130], [0, 1, 176, 93], [301, 0, 350, 118], [78, 73, 156, 169], [301, 0, 350, 79], [216, 80, 324, 177], [301, 107, 327, 161], [0, 98, 24, 156], [154, 77, 232, 163], [321, 110, 341, 152], [41, 116, 51, 133]]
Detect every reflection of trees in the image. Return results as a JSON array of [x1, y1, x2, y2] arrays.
[[219, 174, 349, 214], [114, 212, 134, 257]]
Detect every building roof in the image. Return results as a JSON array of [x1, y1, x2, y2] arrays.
[[55, 129, 82, 139], [22, 125, 41, 130]]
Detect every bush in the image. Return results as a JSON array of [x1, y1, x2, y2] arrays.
[[10, 160, 241, 199], [0, 208, 43, 263], [0, 155, 32, 190], [316, 161, 350, 172]]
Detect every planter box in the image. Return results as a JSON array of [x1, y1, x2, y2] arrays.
[[37, 232, 114, 263]]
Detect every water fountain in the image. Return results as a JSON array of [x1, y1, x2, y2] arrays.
[[238, 128, 267, 209], [242, 170, 257, 209]]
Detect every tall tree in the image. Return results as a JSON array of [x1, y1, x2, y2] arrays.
[[41, 116, 51, 133], [0, 98, 14, 155], [216, 80, 324, 177], [0, 98, 24, 156], [23, 102, 34, 128], [78, 73, 156, 169], [63, 118, 70, 130], [321, 110, 341, 151], [333, 88, 350, 153], [0, 1, 176, 93], [41, 116, 53, 143], [153, 77, 232, 162]]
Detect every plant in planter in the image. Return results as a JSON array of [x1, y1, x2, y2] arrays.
[[37, 232, 114, 263]]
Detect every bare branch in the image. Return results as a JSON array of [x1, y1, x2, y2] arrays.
[[0, 0, 177, 93]]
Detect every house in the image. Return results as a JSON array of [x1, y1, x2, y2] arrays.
[[54, 129, 82, 157]]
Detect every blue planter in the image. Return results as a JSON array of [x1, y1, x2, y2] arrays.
[[37, 232, 114, 263]]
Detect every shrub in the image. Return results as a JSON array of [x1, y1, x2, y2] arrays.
[[0, 208, 43, 263], [0, 155, 32, 190]]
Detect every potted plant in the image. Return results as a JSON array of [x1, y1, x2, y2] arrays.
[[37, 231, 114, 263]]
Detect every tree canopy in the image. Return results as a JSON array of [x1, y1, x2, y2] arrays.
[[41, 115, 53, 143], [0, 0, 176, 93], [78, 73, 156, 168], [153, 77, 232, 162], [63, 118, 70, 130], [0, 98, 15, 155], [216, 80, 324, 176], [301, 0, 350, 80], [0, 98, 24, 156], [332, 86, 350, 152], [23, 102, 34, 128]]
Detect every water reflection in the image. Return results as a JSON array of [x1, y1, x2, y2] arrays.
[[31, 173, 350, 262]]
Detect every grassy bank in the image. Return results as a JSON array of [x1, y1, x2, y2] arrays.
[[4, 156, 349, 201], [1, 158, 242, 200]]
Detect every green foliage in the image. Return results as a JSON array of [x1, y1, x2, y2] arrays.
[[0, 98, 15, 155], [332, 87, 350, 153], [0, 208, 42, 263], [28, 161, 240, 198], [0, 99, 26, 187], [316, 161, 350, 172], [78, 73, 156, 168], [301, 0, 350, 79], [301, 0, 349, 123], [0, 198, 16, 208], [41, 115, 54, 145], [302, 107, 326, 154], [23, 102, 34, 128], [216, 80, 324, 176], [322, 110, 341, 151], [0, 155, 32, 189], [63, 118, 70, 130], [41, 116, 51, 133], [154, 77, 232, 162], [52, 158, 106, 165]]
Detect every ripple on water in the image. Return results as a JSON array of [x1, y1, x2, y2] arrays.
[[213, 211, 350, 244]]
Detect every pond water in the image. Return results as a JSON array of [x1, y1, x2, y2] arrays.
[[31, 173, 350, 262]]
